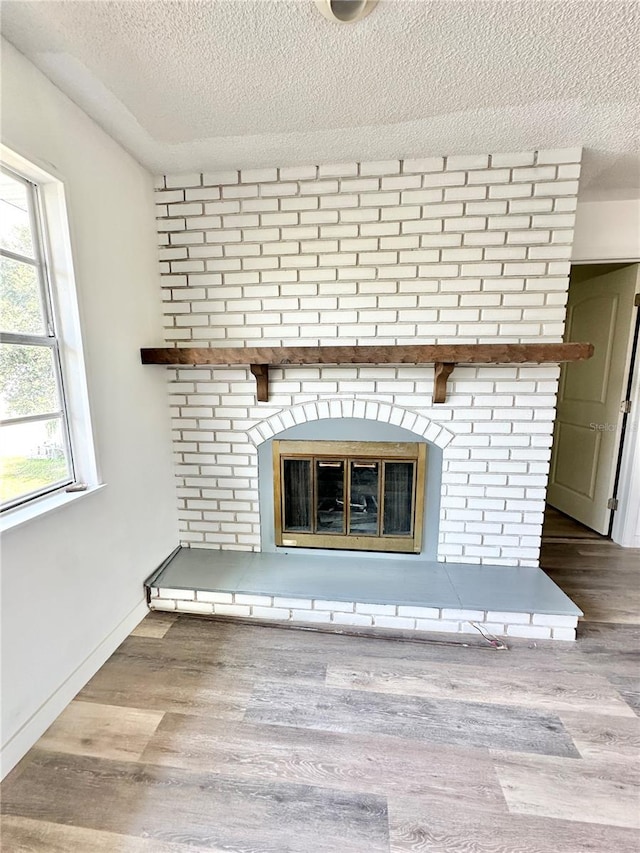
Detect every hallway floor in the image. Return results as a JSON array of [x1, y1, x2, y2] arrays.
[[2, 539, 639, 851], [542, 504, 607, 541], [542, 506, 639, 624]]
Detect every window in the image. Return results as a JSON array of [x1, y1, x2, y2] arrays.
[[0, 165, 77, 510], [273, 440, 427, 553]]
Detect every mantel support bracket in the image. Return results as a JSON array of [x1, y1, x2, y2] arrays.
[[251, 361, 454, 404], [250, 364, 269, 402], [433, 362, 455, 404]]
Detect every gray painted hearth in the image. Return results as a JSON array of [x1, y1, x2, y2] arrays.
[[146, 549, 582, 641]]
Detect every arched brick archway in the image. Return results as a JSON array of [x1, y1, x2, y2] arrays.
[[247, 398, 455, 448]]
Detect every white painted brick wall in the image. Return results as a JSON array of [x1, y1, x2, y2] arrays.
[[149, 589, 578, 641], [156, 149, 581, 565]]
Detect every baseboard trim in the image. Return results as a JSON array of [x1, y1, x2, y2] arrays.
[[0, 597, 148, 780]]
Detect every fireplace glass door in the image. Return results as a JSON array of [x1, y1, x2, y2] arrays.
[[274, 441, 426, 553]]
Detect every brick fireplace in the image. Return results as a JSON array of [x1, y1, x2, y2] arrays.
[[147, 147, 584, 639]]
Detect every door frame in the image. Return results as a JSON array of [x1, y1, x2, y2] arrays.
[[611, 302, 640, 547], [561, 261, 640, 546]]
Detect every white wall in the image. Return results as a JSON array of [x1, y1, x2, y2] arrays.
[[0, 40, 178, 777], [573, 198, 640, 262]]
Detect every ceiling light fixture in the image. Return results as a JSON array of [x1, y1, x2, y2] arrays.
[[314, 0, 378, 24]]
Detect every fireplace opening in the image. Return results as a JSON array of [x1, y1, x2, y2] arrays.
[[273, 440, 427, 553]]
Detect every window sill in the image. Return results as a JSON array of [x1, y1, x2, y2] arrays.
[[0, 484, 106, 534]]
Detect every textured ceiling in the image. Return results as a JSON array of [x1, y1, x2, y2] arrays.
[[2, 0, 639, 200]]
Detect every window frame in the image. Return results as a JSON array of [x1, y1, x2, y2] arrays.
[[0, 146, 98, 523], [1, 165, 77, 510]]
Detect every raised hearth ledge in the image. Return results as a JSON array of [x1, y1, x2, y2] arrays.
[[146, 549, 582, 641], [140, 342, 593, 403]]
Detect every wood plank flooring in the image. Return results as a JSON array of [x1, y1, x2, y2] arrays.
[[542, 521, 640, 625], [542, 505, 605, 541], [2, 536, 639, 852], [245, 681, 580, 757]]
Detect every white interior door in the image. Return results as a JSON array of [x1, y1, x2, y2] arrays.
[[548, 264, 639, 534]]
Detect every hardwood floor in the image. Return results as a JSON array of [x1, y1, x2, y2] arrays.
[[2, 542, 639, 852], [542, 505, 605, 542]]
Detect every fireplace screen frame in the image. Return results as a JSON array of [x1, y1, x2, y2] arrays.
[[273, 440, 427, 553]]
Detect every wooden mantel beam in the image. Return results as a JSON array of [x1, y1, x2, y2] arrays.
[[141, 343, 593, 367], [141, 342, 593, 404]]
